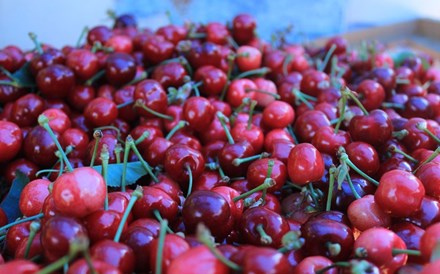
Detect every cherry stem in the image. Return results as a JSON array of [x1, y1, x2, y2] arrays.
[[227, 36, 239, 50], [155, 219, 168, 274], [234, 67, 271, 80], [114, 186, 143, 242], [55, 151, 65, 178], [121, 136, 131, 192], [114, 143, 123, 164], [100, 144, 109, 210], [392, 248, 421, 256], [245, 88, 281, 100], [134, 99, 173, 121], [38, 115, 73, 172], [308, 183, 320, 208], [416, 123, 440, 144], [327, 242, 342, 257], [346, 173, 362, 200], [153, 210, 174, 234], [216, 159, 230, 183], [76, 26, 89, 48], [0, 212, 44, 232], [116, 100, 134, 109], [94, 126, 122, 142], [165, 120, 188, 140], [292, 88, 316, 109], [127, 136, 158, 183], [343, 88, 369, 116], [338, 147, 379, 186], [0, 80, 19, 88], [24, 221, 40, 259], [318, 44, 337, 72], [382, 102, 405, 110], [278, 231, 305, 253], [247, 99, 257, 130], [28, 32, 43, 54], [326, 167, 336, 211], [334, 91, 348, 134], [315, 262, 351, 274], [392, 129, 409, 140], [196, 223, 242, 271], [37, 237, 89, 274], [233, 178, 275, 202], [216, 112, 235, 145], [413, 146, 440, 174], [135, 131, 150, 145], [256, 224, 272, 245], [0, 66, 15, 80], [89, 130, 103, 167], [395, 78, 410, 85], [85, 70, 105, 86], [185, 164, 194, 198], [187, 32, 206, 39], [287, 125, 299, 144], [125, 71, 148, 87], [388, 145, 418, 163], [232, 152, 270, 167], [220, 54, 236, 101], [82, 249, 97, 274], [282, 54, 293, 76]]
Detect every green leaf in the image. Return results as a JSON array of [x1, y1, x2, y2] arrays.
[[0, 171, 29, 222], [93, 161, 147, 187], [12, 62, 35, 88]]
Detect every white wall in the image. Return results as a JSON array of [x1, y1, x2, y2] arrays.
[[0, 0, 115, 49]]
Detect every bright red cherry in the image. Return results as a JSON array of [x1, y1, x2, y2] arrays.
[[287, 143, 324, 186]]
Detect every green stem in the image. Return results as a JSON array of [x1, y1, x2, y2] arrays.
[[256, 224, 272, 245], [114, 143, 123, 164], [220, 54, 235, 101], [24, 221, 40, 259], [388, 145, 418, 163], [417, 123, 440, 144], [247, 100, 257, 130], [76, 26, 89, 48], [234, 67, 271, 80], [85, 70, 105, 86], [344, 88, 369, 115], [326, 167, 336, 211], [82, 250, 97, 274], [165, 121, 188, 140], [29, 32, 43, 54], [155, 219, 168, 274], [233, 178, 275, 202], [89, 130, 103, 167], [125, 71, 147, 87], [282, 54, 293, 76], [127, 137, 158, 182], [227, 36, 239, 50], [134, 131, 150, 145], [413, 146, 440, 174], [134, 99, 173, 121], [345, 174, 361, 200], [114, 186, 143, 242], [339, 149, 379, 186], [100, 145, 109, 210], [153, 210, 174, 234], [308, 183, 320, 208], [334, 91, 347, 134], [318, 44, 337, 72], [185, 164, 193, 198], [38, 115, 73, 172], [392, 248, 421, 256], [287, 125, 299, 144], [232, 152, 270, 167], [216, 112, 234, 145], [382, 102, 405, 110], [246, 88, 281, 99], [121, 137, 131, 192]]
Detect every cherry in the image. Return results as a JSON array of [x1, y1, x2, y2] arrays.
[[420, 222, 440, 262], [226, 78, 257, 108], [150, 234, 190, 274], [10, 93, 45, 127], [287, 143, 324, 186], [134, 79, 168, 119], [168, 245, 229, 274], [84, 209, 123, 244], [5, 221, 31, 256], [349, 109, 392, 147], [402, 118, 437, 151], [105, 52, 136, 86], [231, 121, 265, 153], [347, 194, 391, 231], [242, 247, 291, 273], [86, 133, 121, 165], [23, 125, 59, 167], [52, 167, 106, 218], [40, 216, 87, 262], [194, 65, 227, 96], [183, 190, 233, 241], [66, 49, 99, 81], [60, 128, 89, 159], [300, 69, 330, 97], [294, 110, 331, 143], [311, 126, 351, 156], [156, 25, 187, 45], [84, 97, 118, 127], [0, 260, 40, 273], [68, 85, 96, 112], [0, 120, 22, 163], [105, 34, 133, 53], [121, 225, 155, 273], [236, 46, 262, 72], [4, 158, 39, 185], [87, 25, 112, 45], [183, 96, 215, 132], [29, 47, 65, 76], [36, 64, 75, 99], [301, 217, 354, 261], [19, 178, 50, 217], [354, 227, 408, 273], [40, 108, 71, 134], [356, 79, 386, 110], [0, 78, 26, 104], [391, 221, 425, 264], [132, 186, 179, 221], [151, 61, 187, 89], [262, 100, 295, 129], [239, 206, 290, 248], [142, 35, 174, 65], [345, 141, 380, 176], [91, 239, 136, 274], [246, 158, 287, 193], [330, 175, 376, 213], [294, 255, 336, 274]]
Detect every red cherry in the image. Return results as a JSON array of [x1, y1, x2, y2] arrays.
[[19, 178, 50, 217], [66, 49, 99, 81], [262, 100, 295, 129], [36, 64, 75, 99], [293, 255, 336, 274], [287, 143, 324, 186], [84, 97, 118, 127], [67, 258, 121, 274], [10, 93, 45, 127], [347, 194, 391, 231], [194, 65, 227, 96], [294, 110, 331, 143], [105, 52, 136, 86], [236, 46, 262, 71], [183, 96, 215, 132], [356, 80, 386, 111], [40, 108, 71, 134], [168, 245, 229, 274], [420, 222, 440, 262], [149, 234, 190, 274], [52, 167, 106, 218], [0, 120, 22, 163]]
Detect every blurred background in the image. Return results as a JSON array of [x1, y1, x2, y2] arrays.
[[1, 0, 439, 49]]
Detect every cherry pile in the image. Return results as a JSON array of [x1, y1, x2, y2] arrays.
[[1, 12, 440, 273]]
